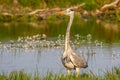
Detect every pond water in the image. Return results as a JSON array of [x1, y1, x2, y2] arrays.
[[0, 17, 120, 76]]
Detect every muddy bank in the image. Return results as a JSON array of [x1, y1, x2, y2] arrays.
[[0, 3, 120, 22]]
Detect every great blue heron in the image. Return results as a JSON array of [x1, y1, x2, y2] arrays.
[[57, 8, 88, 76]]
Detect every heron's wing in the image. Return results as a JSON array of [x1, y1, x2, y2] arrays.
[[70, 51, 87, 68]]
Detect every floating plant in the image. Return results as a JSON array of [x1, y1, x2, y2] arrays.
[[0, 34, 104, 52]]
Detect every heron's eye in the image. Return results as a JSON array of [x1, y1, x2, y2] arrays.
[[70, 9, 74, 11]]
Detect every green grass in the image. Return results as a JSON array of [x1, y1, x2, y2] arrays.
[[0, 0, 115, 9], [1, 0, 119, 22], [0, 67, 120, 80]]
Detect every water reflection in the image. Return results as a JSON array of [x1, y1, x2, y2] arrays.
[[0, 18, 120, 43], [96, 20, 120, 43]]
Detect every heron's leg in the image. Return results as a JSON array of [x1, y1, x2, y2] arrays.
[[67, 69, 70, 76], [76, 68, 80, 77]]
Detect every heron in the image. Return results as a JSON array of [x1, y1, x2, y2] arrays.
[[57, 8, 88, 76]]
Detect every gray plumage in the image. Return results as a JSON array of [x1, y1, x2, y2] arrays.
[[60, 8, 88, 76]]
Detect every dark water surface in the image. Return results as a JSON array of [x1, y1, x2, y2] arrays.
[[0, 18, 120, 76]]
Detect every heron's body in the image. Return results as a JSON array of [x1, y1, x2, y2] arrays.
[[58, 9, 88, 76], [62, 48, 88, 69]]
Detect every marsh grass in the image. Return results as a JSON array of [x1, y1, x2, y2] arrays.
[[0, 0, 115, 9], [104, 67, 120, 80], [0, 67, 120, 80], [0, 15, 40, 22], [0, 71, 31, 80], [1, 0, 120, 22]]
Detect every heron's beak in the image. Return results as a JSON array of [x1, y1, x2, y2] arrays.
[[56, 11, 65, 15]]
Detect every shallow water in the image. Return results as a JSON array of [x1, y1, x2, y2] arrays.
[[0, 42, 120, 76], [0, 17, 120, 76]]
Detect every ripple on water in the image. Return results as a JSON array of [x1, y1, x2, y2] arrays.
[[0, 41, 120, 76]]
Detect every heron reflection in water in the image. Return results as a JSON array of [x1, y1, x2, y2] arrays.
[[57, 8, 88, 76]]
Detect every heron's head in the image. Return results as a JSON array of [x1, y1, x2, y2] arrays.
[[57, 8, 74, 16]]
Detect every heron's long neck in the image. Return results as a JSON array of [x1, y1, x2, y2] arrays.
[[65, 13, 74, 50]]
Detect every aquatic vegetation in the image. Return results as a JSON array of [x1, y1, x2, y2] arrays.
[[0, 71, 31, 80], [0, 67, 120, 80], [104, 67, 120, 80], [0, 34, 103, 51]]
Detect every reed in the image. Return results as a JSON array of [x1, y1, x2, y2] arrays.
[[0, 67, 120, 80]]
